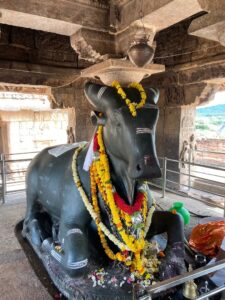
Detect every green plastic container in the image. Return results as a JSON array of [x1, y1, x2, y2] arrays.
[[169, 202, 190, 225]]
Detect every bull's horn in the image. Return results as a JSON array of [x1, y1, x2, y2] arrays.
[[146, 87, 159, 104], [84, 82, 160, 111], [84, 82, 119, 112]]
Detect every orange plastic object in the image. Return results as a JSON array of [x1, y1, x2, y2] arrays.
[[158, 251, 166, 258], [189, 221, 225, 257]]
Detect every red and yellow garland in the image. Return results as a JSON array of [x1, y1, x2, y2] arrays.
[[91, 126, 148, 275]]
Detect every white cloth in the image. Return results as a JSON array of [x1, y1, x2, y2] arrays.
[[83, 138, 94, 172], [48, 142, 86, 157]]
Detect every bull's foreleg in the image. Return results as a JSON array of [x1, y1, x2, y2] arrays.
[[57, 219, 89, 277], [147, 211, 186, 280], [22, 184, 46, 247]]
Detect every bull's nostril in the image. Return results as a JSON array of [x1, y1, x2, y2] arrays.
[[136, 164, 142, 172]]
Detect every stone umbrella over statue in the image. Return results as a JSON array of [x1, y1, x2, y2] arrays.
[[22, 80, 186, 298]]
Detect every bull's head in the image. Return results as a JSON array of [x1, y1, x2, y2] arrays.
[[84, 82, 161, 203]]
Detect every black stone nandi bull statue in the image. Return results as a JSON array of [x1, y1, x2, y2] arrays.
[[22, 82, 185, 286]]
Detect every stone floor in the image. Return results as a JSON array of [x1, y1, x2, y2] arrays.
[[0, 192, 52, 300], [0, 190, 224, 300]]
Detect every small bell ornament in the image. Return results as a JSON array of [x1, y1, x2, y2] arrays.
[[183, 281, 198, 299], [183, 265, 198, 299]]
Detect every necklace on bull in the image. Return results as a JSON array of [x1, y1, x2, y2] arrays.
[[72, 125, 157, 277]]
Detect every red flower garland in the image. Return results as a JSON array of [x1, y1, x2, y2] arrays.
[[114, 192, 144, 215], [93, 133, 99, 152]]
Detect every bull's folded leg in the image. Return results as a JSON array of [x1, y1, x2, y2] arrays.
[[22, 188, 45, 247], [62, 228, 88, 276], [55, 222, 89, 277], [147, 211, 186, 280]]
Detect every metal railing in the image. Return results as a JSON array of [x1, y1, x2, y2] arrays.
[[139, 258, 225, 300], [148, 155, 225, 217], [1, 151, 225, 216], [195, 149, 225, 168], [0, 151, 38, 203]]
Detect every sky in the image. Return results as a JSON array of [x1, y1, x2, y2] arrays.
[[200, 91, 225, 108]]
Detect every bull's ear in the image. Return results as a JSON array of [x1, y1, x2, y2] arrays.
[[146, 88, 159, 104], [91, 111, 106, 126]]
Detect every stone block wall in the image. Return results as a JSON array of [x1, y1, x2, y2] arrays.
[[0, 110, 69, 154]]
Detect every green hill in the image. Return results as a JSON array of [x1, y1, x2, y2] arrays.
[[196, 104, 225, 138]]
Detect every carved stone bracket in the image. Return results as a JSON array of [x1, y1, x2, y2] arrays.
[[70, 28, 115, 63], [189, 1, 225, 47], [70, 24, 155, 64]]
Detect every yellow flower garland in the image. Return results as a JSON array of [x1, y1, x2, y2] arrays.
[[71, 127, 158, 277], [112, 81, 147, 117]]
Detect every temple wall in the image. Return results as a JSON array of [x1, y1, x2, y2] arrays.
[[52, 80, 95, 142], [0, 109, 69, 154]]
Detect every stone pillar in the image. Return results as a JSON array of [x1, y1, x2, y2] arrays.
[[154, 83, 198, 191]]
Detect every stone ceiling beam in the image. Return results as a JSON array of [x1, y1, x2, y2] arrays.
[[0, 0, 109, 35], [189, 1, 225, 46], [113, 0, 209, 33], [0, 60, 80, 87]]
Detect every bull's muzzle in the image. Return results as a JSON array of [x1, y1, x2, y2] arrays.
[[129, 155, 161, 179]]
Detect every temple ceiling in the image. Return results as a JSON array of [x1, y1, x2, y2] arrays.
[[0, 0, 224, 89]]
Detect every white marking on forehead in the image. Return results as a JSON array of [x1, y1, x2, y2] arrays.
[[136, 128, 153, 134], [97, 86, 107, 100]]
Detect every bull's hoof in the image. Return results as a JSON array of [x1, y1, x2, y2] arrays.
[[24, 219, 44, 247]]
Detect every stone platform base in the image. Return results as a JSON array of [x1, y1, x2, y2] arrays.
[[16, 221, 152, 300], [16, 220, 197, 300]]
